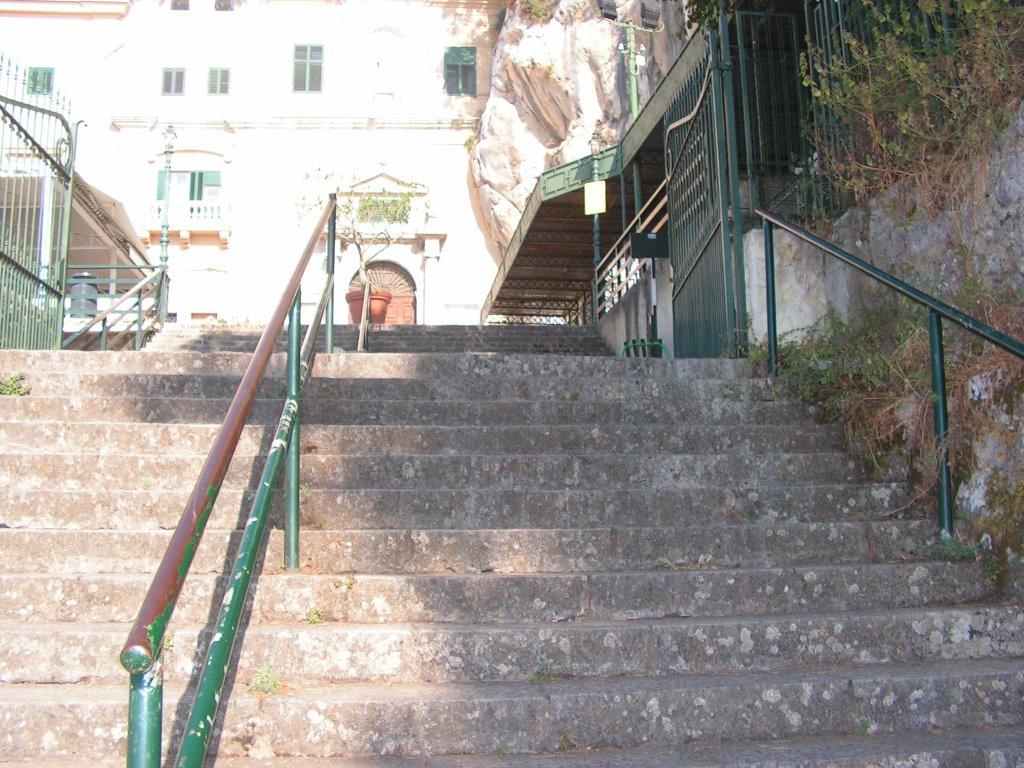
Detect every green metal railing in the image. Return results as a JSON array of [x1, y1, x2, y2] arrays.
[[60, 265, 165, 351], [120, 194, 338, 768], [758, 208, 1024, 537]]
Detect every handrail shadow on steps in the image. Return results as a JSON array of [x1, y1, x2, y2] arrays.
[[757, 208, 1024, 538], [119, 193, 339, 768]]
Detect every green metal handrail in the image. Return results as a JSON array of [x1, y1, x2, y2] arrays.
[[61, 266, 164, 351], [757, 208, 1024, 537], [120, 194, 338, 768]]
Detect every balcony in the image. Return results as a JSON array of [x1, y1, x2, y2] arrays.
[[145, 200, 230, 248]]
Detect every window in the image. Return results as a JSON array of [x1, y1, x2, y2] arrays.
[[214, 0, 233, 8], [162, 69, 185, 96], [293, 45, 323, 93], [171, 0, 189, 9], [157, 171, 221, 201], [26, 67, 54, 96], [444, 47, 476, 96], [207, 68, 230, 95]]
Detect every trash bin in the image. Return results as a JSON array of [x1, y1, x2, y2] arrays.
[[68, 273, 98, 317]]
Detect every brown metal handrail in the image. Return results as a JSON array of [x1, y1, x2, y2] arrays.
[[120, 195, 337, 767]]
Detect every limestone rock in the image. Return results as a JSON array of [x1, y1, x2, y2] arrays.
[[473, 0, 689, 255]]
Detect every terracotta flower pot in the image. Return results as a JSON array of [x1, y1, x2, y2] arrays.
[[346, 289, 393, 324]]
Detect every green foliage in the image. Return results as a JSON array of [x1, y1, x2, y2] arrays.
[[0, 373, 30, 397], [929, 534, 976, 561], [771, 303, 929, 474], [249, 664, 282, 694], [529, 657, 554, 683], [804, 0, 1024, 211], [522, 0, 552, 23], [976, 470, 1024, 591], [306, 607, 323, 625], [357, 195, 410, 225]]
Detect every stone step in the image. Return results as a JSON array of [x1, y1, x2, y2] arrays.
[[4, 604, 1020, 686], [0, 394, 818, 426], [7, 726, 1024, 767], [0, 483, 920, 530], [145, 324, 616, 356], [0, 451, 868, 491], [15, 371, 778, 402], [0, 422, 845, 456], [0, 561, 993, 624], [1, 350, 751, 380], [0, 660, 1021, 760], [0, 520, 939, 575]]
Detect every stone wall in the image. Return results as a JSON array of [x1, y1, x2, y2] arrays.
[[742, 99, 1024, 530]]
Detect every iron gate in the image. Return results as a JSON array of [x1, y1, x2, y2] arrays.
[[0, 56, 75, 350], [666, 11, 811, 358]]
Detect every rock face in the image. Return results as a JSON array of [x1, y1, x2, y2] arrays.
[[472, 0, 688, 255]]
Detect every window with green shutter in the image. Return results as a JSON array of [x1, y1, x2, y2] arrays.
[[444, 47, 476, 96], [26, 67, 54, 96], [157, 171, 221, 201], [293, 45, 323, 93], [208, 68, 230, 95]]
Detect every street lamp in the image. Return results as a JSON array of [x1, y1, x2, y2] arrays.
[[600, 1, 663, 122], [159, 124, 176, 322]]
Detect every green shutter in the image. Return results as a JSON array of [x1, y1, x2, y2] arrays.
[[157, 170, 166, 199], [444, 47, 476, 66]]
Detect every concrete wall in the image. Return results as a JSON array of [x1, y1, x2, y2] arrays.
[[597, 261, 674, 356]]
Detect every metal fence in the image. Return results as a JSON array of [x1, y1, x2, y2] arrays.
[[0, 54, 76, 349]]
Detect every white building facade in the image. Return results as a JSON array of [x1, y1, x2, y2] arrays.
[[1, 0, 505, 325]]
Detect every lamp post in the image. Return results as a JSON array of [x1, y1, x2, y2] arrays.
[[599, 1, 661, 217], [159, 124, 176, 323]]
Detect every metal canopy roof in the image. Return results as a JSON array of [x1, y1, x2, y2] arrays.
[[480, 35, 703, 324]]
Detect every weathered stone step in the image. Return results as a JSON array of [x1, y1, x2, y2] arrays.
[[15, 371, 778, 403], [1, 660, 1020, 759], [1, 349, 752, 380], [0, 451, 867, 491], [0, 394, 818, 426], [0, 520, 938, 575], [0, 562, 993, 624], [8, 726, 1024, 767], [0, 483, 919, 531], [5, 605, 1020, 685], [0, 422, 844, 456]]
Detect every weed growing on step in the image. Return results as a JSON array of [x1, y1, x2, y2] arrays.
[[929, 534, 977, 562], [0, 373, 30, 397], [494, 745, 507, 757], [306, 607, 323, 625], [249, 664, 281, 694], [557, 731, 581, 752], [142, 479, 154, 491], [529, 657, 554, 683]]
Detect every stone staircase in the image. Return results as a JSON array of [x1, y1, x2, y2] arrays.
[[1, 324, 1022, 767], [144, 322, 614, 356]]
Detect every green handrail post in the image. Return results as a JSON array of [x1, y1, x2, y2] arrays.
[[325, 192, 337, 353], [929, 309, 954, 537], [127, 663, 162, 768], [136, 294, 144, 350], [763, 218, 778, 377], [285, 291, 302, 570]]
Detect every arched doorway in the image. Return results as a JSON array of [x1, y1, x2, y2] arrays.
[[348, 261, 417, 324]]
